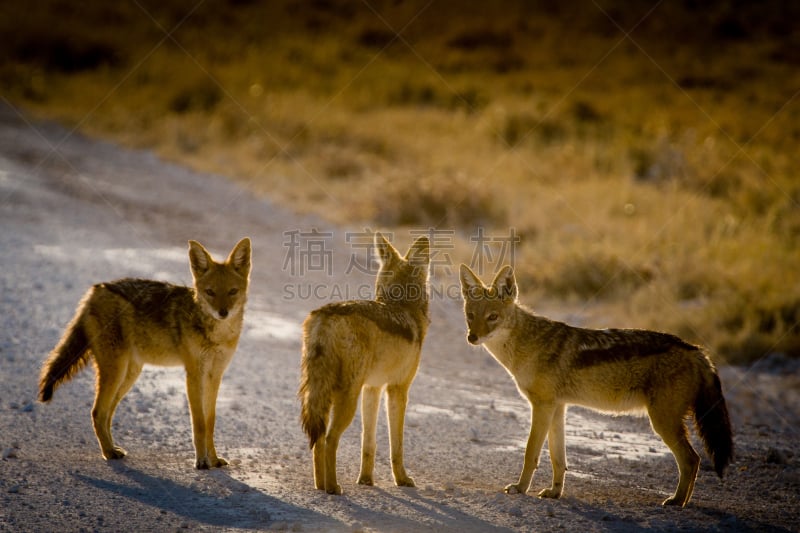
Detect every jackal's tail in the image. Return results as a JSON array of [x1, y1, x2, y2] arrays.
[[694, 367, 734, 477], [38, 303, 92, 403], [298, 340, 334, 448]]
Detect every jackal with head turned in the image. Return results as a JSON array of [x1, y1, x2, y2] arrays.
[[299, 233, 430, 495], [459, 264, 733, 507], [39, 238, 251, 469]]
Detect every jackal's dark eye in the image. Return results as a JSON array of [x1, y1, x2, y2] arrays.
[[205, 288, 215, 297], [228, 288, 239, 296], [466, 312, 475, 322], [487, 312, 499, 322]]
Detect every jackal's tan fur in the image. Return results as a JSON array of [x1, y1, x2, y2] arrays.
[[39, 238, 251, 469], [460, 264, 733, 506], [299, 233, 430, 494]]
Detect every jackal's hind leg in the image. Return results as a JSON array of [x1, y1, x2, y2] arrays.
[[358, 385, 381, 486], [92, 356, 142, 460], [386, 384, 415, 488], [649, 406, 700, 507], [324, 390, 359, 494], [312, 439, 326, 490]]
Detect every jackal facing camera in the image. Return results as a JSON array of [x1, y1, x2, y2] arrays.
[[39, 238, 251, 469], [459, 264, 733, 507]]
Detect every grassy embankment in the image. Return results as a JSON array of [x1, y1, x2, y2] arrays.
[[3, 0, 800, 363]]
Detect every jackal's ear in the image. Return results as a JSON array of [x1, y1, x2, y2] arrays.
[[227, 237, 252, 278], [459, 264, 483, 298], [374, 232, 400, 266], [492, 265, 517, 300], [406, 236, 430, 266], [189, 240, 213, 278]]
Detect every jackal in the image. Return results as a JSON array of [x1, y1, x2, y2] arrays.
[[459, 264, 732, 506], [299, 233, 430, 494], [39, 238, 251, 469]]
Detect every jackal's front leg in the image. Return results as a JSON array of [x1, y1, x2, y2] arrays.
[[201, 368, 228, 468], [537, 404, 566, 499], [505, 403, 554, 495], [386, 385, 415, 488], [186, 370, 212, 469]]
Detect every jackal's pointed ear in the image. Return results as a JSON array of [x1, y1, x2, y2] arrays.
[[405, 236, 430, 267], [374, 232, 400, 266], [189, 240, 213, 278], [227, 237, 252, 278], [492, 265, 517, 300], [459, 264, 483, 298]]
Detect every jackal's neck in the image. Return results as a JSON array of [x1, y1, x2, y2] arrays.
[[483, 304, 548, 369], [375, 291, 428, 314], [375, 293, 430, 341], [515, 303, 564, 337], [208, 312, 244, 344]]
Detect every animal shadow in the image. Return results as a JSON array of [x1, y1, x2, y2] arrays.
[[75, 462, 338, 530]]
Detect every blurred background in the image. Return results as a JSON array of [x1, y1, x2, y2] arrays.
[[2, 0, 799, 364]]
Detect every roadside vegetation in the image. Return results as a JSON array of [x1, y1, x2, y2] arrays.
[[3, 0, 799, 364]]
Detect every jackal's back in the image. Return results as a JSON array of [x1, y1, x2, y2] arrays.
[[514, 311, 709, 392], [99, 279, 203, 344]]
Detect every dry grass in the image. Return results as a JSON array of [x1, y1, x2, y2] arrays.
[[3, 0, 799, 364]]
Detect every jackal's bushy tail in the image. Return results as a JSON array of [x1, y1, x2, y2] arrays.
[[298, 341, 333, 448], [38, 306, 92, 402], [694, 369, 734, 477]]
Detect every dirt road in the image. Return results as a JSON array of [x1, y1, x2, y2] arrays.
[[1, 101, 798, 531]]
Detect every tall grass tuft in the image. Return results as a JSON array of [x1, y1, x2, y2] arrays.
[[375, 175, 506, 229]]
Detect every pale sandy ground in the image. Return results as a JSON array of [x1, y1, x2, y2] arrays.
[[1, 101, 798, 532]]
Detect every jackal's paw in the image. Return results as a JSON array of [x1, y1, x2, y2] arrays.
[[103, 446, 128, 460], [195, 457, 214, 470], [357, 475, 374, 486], [662, 495, 686, 507], [395, 476, 415, 488], [196, 455, 228, 469], [504, 483, 525, 495], [326, 483, 343, 495], [537, 487, 562, 499]]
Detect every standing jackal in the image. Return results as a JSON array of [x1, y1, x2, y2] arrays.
[[38, 238, 251, 469], [299, 233, 430, 495], [459, 264, 733, 507]]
